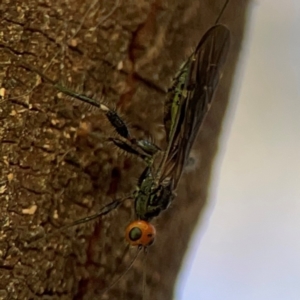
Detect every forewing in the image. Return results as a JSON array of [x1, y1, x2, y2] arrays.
[[161, 24, 230, 187], [164, 59, 189, 143]]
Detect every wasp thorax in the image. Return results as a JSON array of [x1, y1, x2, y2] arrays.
[[125, 220, 156, 247]]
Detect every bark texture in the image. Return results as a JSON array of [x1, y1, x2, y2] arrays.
[[0, 0, 250, 299]]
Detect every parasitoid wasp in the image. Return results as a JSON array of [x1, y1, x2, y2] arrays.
[[17, 1, 230, 250], [4, 0, 231, 296]]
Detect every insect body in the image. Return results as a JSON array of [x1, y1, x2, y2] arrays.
[[125, 24, 230, 247], [19, 24, 230, 249]]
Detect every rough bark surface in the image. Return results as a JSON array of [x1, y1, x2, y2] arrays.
[[0, 0, 250, 299]]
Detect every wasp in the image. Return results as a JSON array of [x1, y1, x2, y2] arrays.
[[18, 4, 230, 251]]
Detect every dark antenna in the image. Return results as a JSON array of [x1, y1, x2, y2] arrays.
[[99, 246, 142, 296], [142, 249, 149, 300], [215, 0, 230, 25]]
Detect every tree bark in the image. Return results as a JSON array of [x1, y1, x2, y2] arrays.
[[0, 0, 250, 299]]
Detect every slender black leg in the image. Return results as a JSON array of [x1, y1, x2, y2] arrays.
[[18, 62, 160, 160]]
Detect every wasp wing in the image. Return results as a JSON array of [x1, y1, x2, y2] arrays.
[[160, 24, 230, 188]]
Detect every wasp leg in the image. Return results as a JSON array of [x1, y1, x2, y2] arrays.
[[109, 137, 160, 165], [109, 138, 149, 160], [132, 139, 161, 156], [17, 62, 161, 160], [17, 62, 130, 138], [53, 85, 160, 157]]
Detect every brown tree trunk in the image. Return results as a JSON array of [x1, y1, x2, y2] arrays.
[[0, 0, 250, 299]]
